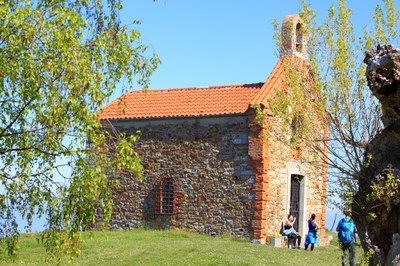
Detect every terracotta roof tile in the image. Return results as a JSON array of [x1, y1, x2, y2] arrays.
[[99, 83, 264, 120], [99, 55, 309, 121]]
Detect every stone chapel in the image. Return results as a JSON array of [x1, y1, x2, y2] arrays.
[[99, 14, 329, 245]]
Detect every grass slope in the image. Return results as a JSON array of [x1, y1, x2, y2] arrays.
[[0, 229, 364, 265]]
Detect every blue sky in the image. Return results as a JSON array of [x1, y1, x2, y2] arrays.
[[115, 0, 380, 94]]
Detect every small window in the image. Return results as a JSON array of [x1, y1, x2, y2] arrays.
[[162, 179, 174, 214], [291, 113, 303, 143], [153, 177, 178, 215]]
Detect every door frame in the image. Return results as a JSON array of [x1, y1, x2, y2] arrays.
[[286, 160, 307, 237]]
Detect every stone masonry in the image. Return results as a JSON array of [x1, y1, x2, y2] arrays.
[[110, 116, 256, 239]]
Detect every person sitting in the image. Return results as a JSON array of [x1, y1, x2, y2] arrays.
[[282, 214, 302, 248]]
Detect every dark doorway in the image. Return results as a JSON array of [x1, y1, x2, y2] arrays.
[[290, 174, 303, 230]]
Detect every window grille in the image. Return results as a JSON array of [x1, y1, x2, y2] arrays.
[[153, 177, 178, 215], [162, 179, 174, 214]]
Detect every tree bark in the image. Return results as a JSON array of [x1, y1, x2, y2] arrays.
[[353, 45, 400, 265]]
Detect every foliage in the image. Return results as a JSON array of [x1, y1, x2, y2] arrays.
[[309, 0, 399, 209], [0, 0, 159, 258], [253, 103, 267, 128], [363, 248, 376, 266], [0, 230, 363, 265], [272, 0, 400, 210], [369, 165, 400, 208], [268, 58, 325, 149]]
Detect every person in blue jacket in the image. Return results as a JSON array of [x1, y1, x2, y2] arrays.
[[304, 213, 319, 251], [336, 208, 357, 266]]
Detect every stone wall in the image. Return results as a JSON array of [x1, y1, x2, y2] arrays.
[[109, 116, 255, 238], [106, 111, 328, 245]]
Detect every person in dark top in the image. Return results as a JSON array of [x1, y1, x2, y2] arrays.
[[283, 214, 302, 248], [304, 213, 319, 251]]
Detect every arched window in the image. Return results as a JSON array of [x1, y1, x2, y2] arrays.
[[296, 23, 303, 52], [153, 176, 178, 215]]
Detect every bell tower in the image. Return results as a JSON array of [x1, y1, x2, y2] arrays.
[[281, 14, 307, 59]]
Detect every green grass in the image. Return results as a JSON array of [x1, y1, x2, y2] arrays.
[[0, 230, 364, 266]]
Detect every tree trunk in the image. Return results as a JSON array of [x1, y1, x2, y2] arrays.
[[353, 45, 400, 266], [329, 212, 338, 232]]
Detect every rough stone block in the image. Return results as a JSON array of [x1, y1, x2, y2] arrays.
[[267, 236, 283, 248], [234, 170, 254, 176]]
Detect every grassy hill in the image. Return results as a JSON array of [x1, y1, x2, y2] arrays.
[[0, 229, 364, 265]]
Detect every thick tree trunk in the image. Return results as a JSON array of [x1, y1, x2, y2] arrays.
[[353, 45, 400, 266]]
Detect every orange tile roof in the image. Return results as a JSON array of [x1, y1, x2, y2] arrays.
[[99, 83, 264, 120], [251, 56, 309, 108], [99, 55, 309, 121]]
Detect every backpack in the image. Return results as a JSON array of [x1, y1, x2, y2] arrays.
[[338, 218, 355, 244]]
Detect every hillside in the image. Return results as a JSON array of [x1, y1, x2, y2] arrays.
[[0, 230, 363, 265]]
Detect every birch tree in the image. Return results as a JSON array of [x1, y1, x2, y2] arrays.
[[0, 0, 159, 258]]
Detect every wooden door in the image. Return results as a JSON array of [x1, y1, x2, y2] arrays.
[[290, 175, 303, 230]]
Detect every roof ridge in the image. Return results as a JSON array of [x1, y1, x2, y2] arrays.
[[208, 82, 264, 89], [127, 82, 265, 94]]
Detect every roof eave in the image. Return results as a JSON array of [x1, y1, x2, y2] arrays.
[[99, 112, 251, 123]]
